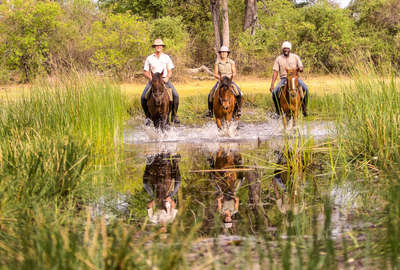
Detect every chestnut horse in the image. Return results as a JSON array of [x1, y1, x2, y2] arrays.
[[209, 148, 243, 198], [213, 76, 238, 129], [279, 68, 303, 129], [147, 72, 171, 130]]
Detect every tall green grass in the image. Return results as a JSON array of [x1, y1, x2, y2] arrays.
[[0, 75, 128, 268], [337, 73, 400, 169]]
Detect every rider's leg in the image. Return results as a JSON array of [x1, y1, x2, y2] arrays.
[[232, 82, 243, 117], [207, 82, 219, 118], [166, 81, 180, 124], [141, 81, 152, 121], [272, 78, 286, 115], [298, 79, 309, 117]]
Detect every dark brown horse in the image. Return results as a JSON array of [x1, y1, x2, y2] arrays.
[[279, 68, 303, 129], [213, 76, 238, 129], [147, 72, 171, 130], [143, 152, 181, 209]]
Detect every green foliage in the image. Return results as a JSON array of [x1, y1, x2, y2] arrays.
[[85, 13, 150, 79], [349, 0, 400, 68], [150, 16, 189, 56], [238, 1, 360, 73], [99, 0, 169, 19], [0, 0, 64, 81]]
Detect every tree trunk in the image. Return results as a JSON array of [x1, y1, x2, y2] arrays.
[[210, 0, 221, 54], [221, 0, 229, 47], [243, 0, 257, 34]]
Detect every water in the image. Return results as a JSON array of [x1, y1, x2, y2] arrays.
[[94, 118, 376, 267], [113, 120, 366, 235]]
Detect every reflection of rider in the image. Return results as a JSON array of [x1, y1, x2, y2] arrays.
[[143, 152, 181, 225], [141, 39, 180, 124], [217, 194, 239, 229], [210, 148, 243, 229], [269, 41, 309, 118], [206, 46, 243, 118]]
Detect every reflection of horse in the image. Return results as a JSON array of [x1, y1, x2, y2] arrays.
[[147, 72, 171, 130], [143, 152, 181, 224], [208, 148, 243, 228], [213, 76, 237, 129], [211, 148, 243, 196], [279, 68, 303, 129]]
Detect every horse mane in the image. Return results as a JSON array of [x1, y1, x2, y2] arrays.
[[220, 76, 231, 89], [152, 72, 164, 89]]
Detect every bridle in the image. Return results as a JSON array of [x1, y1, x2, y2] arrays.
[[218, 82, 232, 106]]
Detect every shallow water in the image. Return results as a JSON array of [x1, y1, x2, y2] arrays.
[[102, 119, 371, 241]]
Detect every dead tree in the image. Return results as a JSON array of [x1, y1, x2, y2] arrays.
[[243, 0, 258, 35]]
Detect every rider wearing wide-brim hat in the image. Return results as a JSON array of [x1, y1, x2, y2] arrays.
[[206, 46, 243, 118], [269, 41, 309, 118], [141, 38, 180, 124]]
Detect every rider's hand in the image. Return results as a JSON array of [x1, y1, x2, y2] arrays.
[[147, 201, 154, 209], [270, 85, 274, 93]]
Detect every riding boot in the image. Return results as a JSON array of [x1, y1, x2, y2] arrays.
[[272, 94, 280, 115], [301, 100, 308, 117], [206, 100, 213, 118], [236, 95, 243, 117], [171, 100, 180, 124], [301, 94, 308, 117]]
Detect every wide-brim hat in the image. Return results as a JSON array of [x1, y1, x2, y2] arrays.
[[152, 38, 166, 47], [219, 46, 230, 53]]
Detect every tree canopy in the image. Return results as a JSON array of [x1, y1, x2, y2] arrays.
[[0, 0, 399, 82]]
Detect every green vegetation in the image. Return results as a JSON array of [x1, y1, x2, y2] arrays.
[[0, 0, 399, 268], [1, 0, 400, 82]]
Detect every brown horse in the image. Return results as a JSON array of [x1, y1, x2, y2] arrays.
[[210, 148, 243, 198], [147, 72, 171, 130], [213, 76, 238, 129], [279, 68, 303, 129]]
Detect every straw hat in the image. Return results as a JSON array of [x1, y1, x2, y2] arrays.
[[152, 38, 166, 47]]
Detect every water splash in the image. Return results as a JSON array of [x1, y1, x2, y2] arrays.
[[123, 119, 334, 145]]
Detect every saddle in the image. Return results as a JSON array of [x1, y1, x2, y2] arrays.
[[145, 85, 173, 102]]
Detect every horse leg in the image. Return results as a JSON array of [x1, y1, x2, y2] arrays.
[[216, 118, 223, 129], [282, 113, 287, 130]]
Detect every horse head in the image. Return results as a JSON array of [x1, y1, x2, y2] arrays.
[[286, 68, 299, 99], [218, 75, 233, 111], [151, 72, 165, 107]]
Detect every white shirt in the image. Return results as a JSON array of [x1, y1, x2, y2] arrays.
[[144, 53, 174, 78]]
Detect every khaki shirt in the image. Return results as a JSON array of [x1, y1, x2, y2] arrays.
[[273, 53, 303, 78], [216, 58, 235, 77]]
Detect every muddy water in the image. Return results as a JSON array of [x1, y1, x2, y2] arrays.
[[117, 119, 370, 239]]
